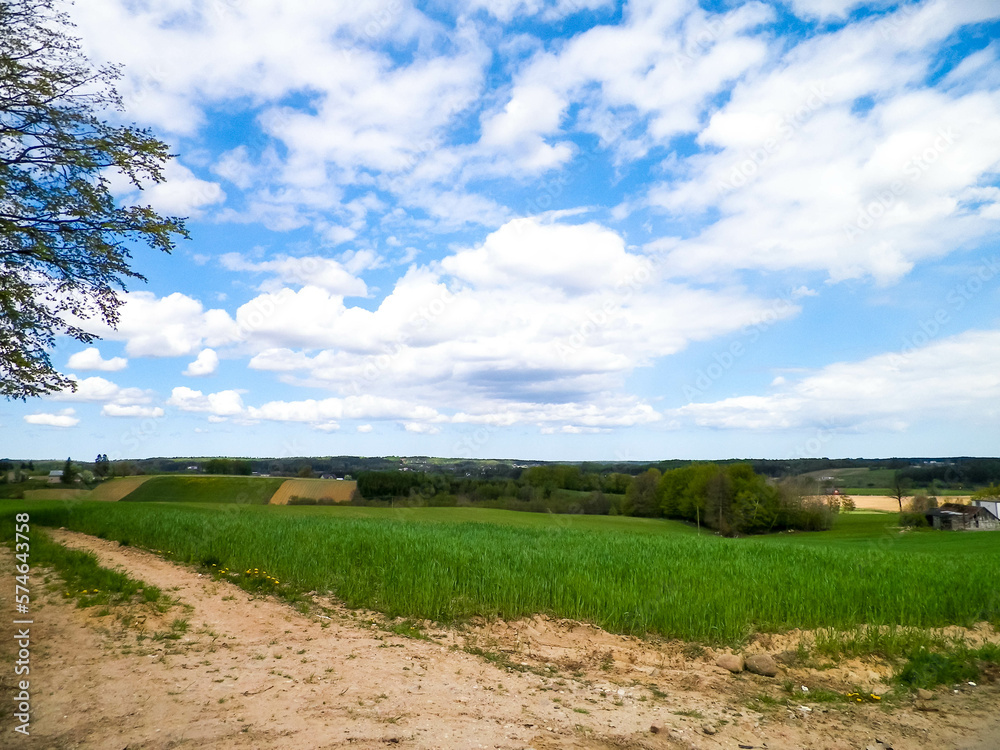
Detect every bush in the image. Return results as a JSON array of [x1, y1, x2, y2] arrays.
[[899, 512, 929, 527], [287, 496, 340, 506]]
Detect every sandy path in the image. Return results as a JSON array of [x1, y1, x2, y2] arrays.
[[1, 530, 998, 749]]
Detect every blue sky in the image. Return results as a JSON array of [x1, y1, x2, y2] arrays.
[[4, 0, 1000, 461]]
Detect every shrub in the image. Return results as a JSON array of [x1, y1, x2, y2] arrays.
[[899, 512, 928, 527]]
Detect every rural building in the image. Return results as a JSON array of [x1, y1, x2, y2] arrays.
[[924, 503, 999, 531], [48, 470, 63, 483], [973, 498, 1000, 518]]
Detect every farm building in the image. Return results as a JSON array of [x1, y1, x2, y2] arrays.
[[973, 498, 1000, 518], [48, 470, 63, 483], [924, 503, 999, 531]]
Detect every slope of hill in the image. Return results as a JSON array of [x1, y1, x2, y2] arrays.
[[87, 476, 154, 502], [119, 475, 285, 504]]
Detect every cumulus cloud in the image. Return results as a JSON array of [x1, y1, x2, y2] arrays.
[[650, 2, 1000, 284], [240, 218, 793, 429], [80, 291, 240, 357], [673, 329, 1000, 431], [476, 1, 773, 168], [69, 0, 493, 232], [247, 395, 442, 424], [109, 160, 225, 217], [50, 376, 154, 406], [219, 253, 367, 296], [24, 408, 79, 428], [66, 348, 128, 372], [183, 349, 220, 377], [439, 218, 648, 293], [167, 387, 246, 417]]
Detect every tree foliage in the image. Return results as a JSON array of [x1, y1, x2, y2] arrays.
[[657, 463, 833, 535], [0, 0, 186, 399], [60, 455, 73, 483], [204, 458, 252, 476]]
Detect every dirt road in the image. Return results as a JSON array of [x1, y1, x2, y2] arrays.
[[2, 530, 998, 749]]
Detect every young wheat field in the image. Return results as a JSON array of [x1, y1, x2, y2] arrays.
[[8, 500, 998, 644]]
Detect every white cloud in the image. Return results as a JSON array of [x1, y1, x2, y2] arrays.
[[650, 2, 1000, 284], [168, 387, 245, 417], [66, 348, 128, 372], [109, 160, 225, 217], [674, 329, 1000, 431], [477, 2, 773, 167], [101, 404, 166, 418], [404, 422, 440, 434], [439, 218, 648, 293], [212, 145, 257, 189], [81, 292, 240, 357], [785, 0, 877, 20], [183, 349, 220, 377], [69, 0, 495, 231], [247, 395, 442, 424], [24, 409, 79, 428], [463, 0, 614, 23], [240, 218, 794, 429], [357, 424, 374, 433], [220, 253, 367, 296], [50, 376, 153, 406]]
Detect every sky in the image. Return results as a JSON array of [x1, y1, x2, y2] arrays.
[[3, 0, 1000, 462]]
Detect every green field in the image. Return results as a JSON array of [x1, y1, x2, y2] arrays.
[[5, 500, 998, 645], [118, 475, 286, 504], [807, 467, 900, 487]]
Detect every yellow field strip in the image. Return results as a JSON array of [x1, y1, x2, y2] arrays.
[[269, 478, 357, 505]]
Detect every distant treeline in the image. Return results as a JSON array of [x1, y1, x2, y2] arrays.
[[355, 462, 832, 534], [356, 464, 631, 501], [203, 458, 252, 475], [7, 454, 1000, 490], [895, 459, 1000, 488]]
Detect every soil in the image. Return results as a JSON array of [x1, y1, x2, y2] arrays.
[[2, 529, 999, 750]]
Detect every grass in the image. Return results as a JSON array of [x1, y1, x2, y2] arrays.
[[811, 625, 958, 661], [5, 500, 999, 646], [5, 524, 165, 611], [895, 643, 1000, 690], [119, 475, 286, 504]]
